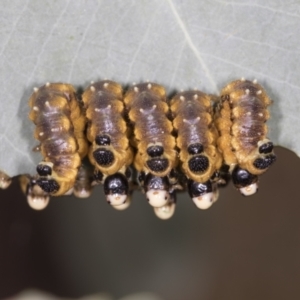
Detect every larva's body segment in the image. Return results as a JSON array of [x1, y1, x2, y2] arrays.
[[124, 83, 178, 207], [170, 90, 222, 183], [170, 90, 222, 209], [82, 80, 133, 207], [29, 83, 88, 196], [215, 79, 276, 195]]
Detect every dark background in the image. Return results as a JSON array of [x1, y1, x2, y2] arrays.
[[0, 146, 299, 300]]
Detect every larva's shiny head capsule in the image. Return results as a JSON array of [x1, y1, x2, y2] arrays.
[[187, 179, 215, 210], [143, 173, 170, 208], [231, 166, 258, 196], [103, 173, 129, 207], [153, 191, 176, 220]]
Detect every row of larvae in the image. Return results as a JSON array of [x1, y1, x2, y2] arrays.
[[20, 78, 276, 215]]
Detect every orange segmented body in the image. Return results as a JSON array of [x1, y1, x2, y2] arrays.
[[124, 82, 177, 177], [28, 83, 88, 196], [170, 90, 222, 183], [82, 80, 133, 176], [215, 79, 276, 195]]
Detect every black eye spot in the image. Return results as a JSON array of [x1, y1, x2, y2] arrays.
[[147, 145, 164, 157], [188, 155, 209, 173], [36, 164, 52, 176], [258, 142, 274, 154], [165, 196, 167, 200], [187, 143, 204, 155], [147, 158, 169, 173], [95, 134, 111, 146], [93, 148, 114, 166], [36, 178, 59, 193], [253, 154, 276, 170]]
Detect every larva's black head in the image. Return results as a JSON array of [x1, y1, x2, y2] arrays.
[[187, 179, 215, 210], [104, 173, 129, 207], [187, 179, 212, 198], [187, 143, 204, 155], [95, 134, 111, 146], [231, 166, 258, 196], [143, 173, 170, 208], [93, 148, 114, 167], [37, 164, 52, 176], [147, 158, 169, 173], [147, 145, 164, 157], [144, 173, 169, 191], [188, 155, 209, 174], [36, 178, 60, 194], [253, 154, 276, 170], [258, 142, 274, 154]]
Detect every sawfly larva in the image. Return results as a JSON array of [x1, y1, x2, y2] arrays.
[[215, 78, 276, 195]]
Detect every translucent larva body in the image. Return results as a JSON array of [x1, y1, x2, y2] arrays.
[[153, 191, 176, 220], [73, 163, 93, 198], [124, 83, 177, 207], [82, 80, 133, 207], [170, 90, 222, 209], [215, 79, 276, 195], [28, 83, 88, 196], [0, 170, 12, 189], [19, 175, 50, 210]]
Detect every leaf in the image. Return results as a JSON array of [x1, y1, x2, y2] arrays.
[[0, 0, 298, 177]]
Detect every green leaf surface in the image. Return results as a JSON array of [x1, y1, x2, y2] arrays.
[[0, 0, 298, 177]]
